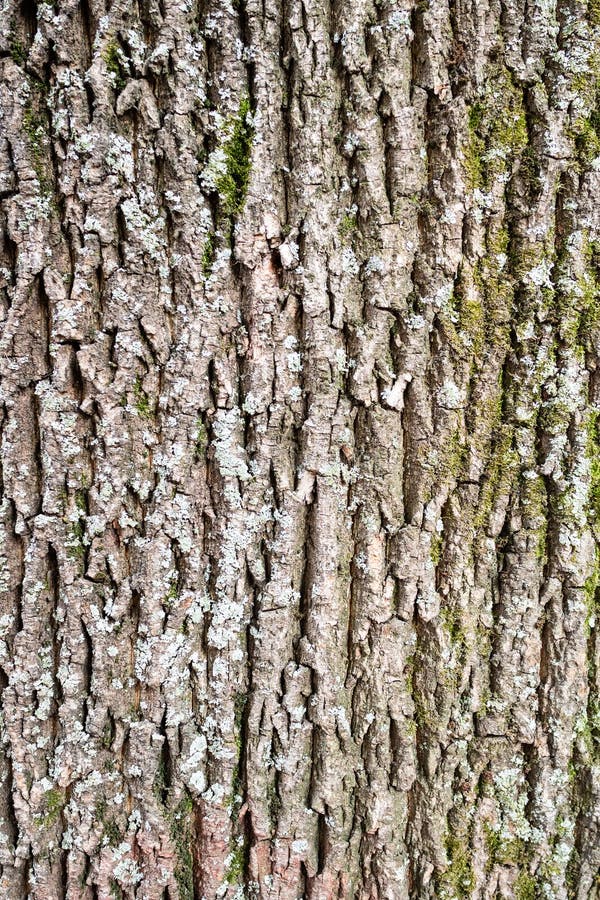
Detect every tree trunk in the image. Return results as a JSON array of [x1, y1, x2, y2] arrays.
[[1, 0, 600, 897]]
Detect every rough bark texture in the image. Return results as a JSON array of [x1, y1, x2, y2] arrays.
[[2, 0, 600, 898]]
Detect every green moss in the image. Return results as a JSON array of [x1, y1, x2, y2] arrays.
[[339, 214, 357, 240], [463, 100, 485, 188], [70, 519, 85, 543], [442, 275, 487, 360], [23, 82, 52, 198], [440, 605, 467, 653], [35, 789, 64, 827], [474, 228, 513, 348], [488, 225, 510, 259], [485, 823, 528, 868], [67, 519, 86, 560], [216, 97, 254, 218], [539, 401, 573, 437], [411, 677, 434, 731], [472, 387, 504, 462], [109, 882, 123, 900], [515, 870, 538, 900], [521, 473, 548, 561], [9, 34, 27, 66], [575, 709, 594, 758], [547, 230, 600, 361], [103, 41, 127, 93], [45, 789, 64, 824], [484, 821, 538, 896], [226, 840, 246, 884], [153, 756, 168, 804], [584, 547, 600, 635], [444, 430, 468, 480], [586, 410, 600, 526], [509, 238, 553, 289], [464, 66, 528, 191], [484, 823, 500, 871], [568, 756, 579, 785], [194, 420, 208, 460], [96, 798, 107, 822], [154, 770, 194, 899], [439, 833, 475, 899], [101, 718, 114, 750], [128, 702, 143, 721], [459, 295, 485, 350], [162, 579, 178, 612], [170, 795, 194, 900], [133, 376, 153, 420], [425, 429, 467, 503], [229, 691, 247, 812], [404, 653, 415, 694], [563, 236, 600, 353], [405, 716, 417, 737], [588, 691, 600, 757], [223, 694, 249, 885], [103, 818, 122, 847], [474, 426, 518, 532], [202, 233, 215, 277], [590, 0, 600, 26], [468, 100, 483, 132], [74, 488, 87, 512], [573, 115, 600, 167], [569, 42, 600, 166], [464, 130, 484, 191], [234, 691, 247, 735], [520, 144, 543, 197]]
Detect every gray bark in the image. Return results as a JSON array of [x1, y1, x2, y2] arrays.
[[1, 0, 600, 897]]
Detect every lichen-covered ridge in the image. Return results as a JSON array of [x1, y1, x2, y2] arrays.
[[1, 0, 600, 898]]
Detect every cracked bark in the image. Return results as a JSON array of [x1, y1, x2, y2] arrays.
[[1, 0, 600, 898]]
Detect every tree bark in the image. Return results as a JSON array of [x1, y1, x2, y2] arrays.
[[1, 0, 600, 897]]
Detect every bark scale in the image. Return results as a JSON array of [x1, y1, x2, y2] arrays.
[[1, 0, 600, 898]]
